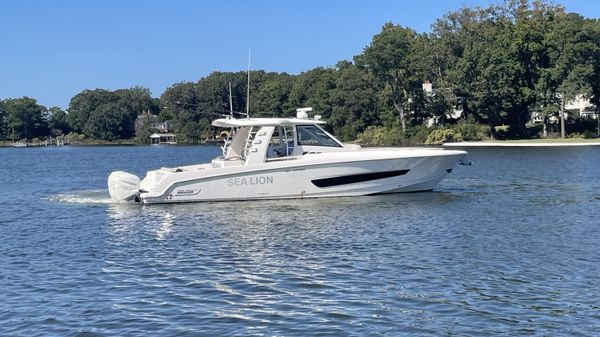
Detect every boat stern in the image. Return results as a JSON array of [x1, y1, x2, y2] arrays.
[[108, 171, 141, 203]]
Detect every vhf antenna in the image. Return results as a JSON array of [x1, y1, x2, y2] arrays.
[[228, 81, 233, 118], [246, 49, 250, 119]]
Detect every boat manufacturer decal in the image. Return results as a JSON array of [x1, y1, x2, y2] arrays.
[[175, 189, 201, 196], [311, 169, 410, 188], [227, 175, 274, 187]]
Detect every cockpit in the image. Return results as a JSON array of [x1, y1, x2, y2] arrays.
[[210, 109, 354, 167]]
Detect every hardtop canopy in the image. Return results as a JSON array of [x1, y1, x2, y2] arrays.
[[211, 117, 325, 128]]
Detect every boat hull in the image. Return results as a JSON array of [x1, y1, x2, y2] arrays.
[[138, 151, 465, 204]]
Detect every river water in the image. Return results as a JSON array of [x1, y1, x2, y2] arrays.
[[1, 145, 599, 336]]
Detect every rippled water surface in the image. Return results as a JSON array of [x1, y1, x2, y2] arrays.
[[1, 145, 599, 336]]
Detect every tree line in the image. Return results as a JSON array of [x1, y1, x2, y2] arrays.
[[0, 87, 159, 142], [1, 0, 599, 144]]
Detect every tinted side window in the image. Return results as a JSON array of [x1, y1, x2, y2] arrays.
[[297, 125, 341, 147]]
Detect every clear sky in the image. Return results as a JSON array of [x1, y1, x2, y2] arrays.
[[0, 0, 598, 109]]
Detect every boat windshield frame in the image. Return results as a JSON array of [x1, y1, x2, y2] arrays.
[[296, 124, 343, 148]]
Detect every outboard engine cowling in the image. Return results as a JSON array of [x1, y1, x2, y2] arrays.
[[108, 171, 141, 203]]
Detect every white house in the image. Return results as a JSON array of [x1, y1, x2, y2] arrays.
[[423, 81, 463, 127], [531, 94, 598, 123], [150, 133, 177, 145]]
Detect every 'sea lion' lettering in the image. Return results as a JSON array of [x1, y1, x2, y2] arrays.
[[227, 175, 274, 187]]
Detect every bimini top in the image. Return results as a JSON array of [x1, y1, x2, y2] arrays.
[[212, 117, 325, 128]]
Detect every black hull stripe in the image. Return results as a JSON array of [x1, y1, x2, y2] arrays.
[[311, 169, 410, 188]]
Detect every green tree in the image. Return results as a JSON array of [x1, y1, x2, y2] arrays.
[[409, 33, 455, 125], [135, 124, 156, 144], [160, 81, 198, 122], [195, 71, 248, 115], [160, 82, 201, 142], [586, 19, 600, 135], [588, 19, 600, 107], [0, 100, 6, 140], [431, 1, 565, 138], [48, 106, 70, 136], [187, 70, 277, 118], [83, 102, 130, 140], [115, 87, 157, 139], [67, 87, 155, 140], [288, 67, 337, 120], [431, 6, 485, 122], [253, 74, 293, 117], [3, 97, 48, 140], [67, 89, 117, 133], [449, 5, 521, 138], [503, 0, 551, 136], [359, 22, 417, 133], [329, 62, 378, 140], [543, 13, 597, 137], [115, 86, 156, 116]]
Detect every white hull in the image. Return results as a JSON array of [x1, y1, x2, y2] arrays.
[[108, 112, 467, 204], [137, 150, 464, 204]]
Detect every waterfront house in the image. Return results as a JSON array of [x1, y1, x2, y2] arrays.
[[149, 133, 177, 145]]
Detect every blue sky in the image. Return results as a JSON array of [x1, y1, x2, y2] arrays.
[[0, 0, 598, 109]]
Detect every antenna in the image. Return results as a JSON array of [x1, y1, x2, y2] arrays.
[[228, 81, 233, 118], [246, 49, 250, 119]]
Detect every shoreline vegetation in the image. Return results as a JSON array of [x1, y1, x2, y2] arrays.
[[4, 138, 600, 148], [444, 138, 600, 147], [450, 138, 600, 143], [1, 1, 599, 148]]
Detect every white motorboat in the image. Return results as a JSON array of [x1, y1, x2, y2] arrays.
[[108, 108, 467, 204]]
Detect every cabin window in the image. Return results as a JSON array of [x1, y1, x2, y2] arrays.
[[267, 126, 295, 158], [297, 125, 341, 147]]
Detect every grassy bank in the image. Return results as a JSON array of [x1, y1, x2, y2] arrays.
[[444, 138, 600, 147], [450, 138, 600, 144]]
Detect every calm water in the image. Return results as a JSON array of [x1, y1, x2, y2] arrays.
[[1, 145, 599, 336]]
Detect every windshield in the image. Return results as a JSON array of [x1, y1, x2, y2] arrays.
[[296, 125, 341, 147]]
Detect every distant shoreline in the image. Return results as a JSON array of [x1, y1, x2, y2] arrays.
[[444, 139, 600, 147], [0, 141, 133, 148], [0, 141, 220, 148], [4, 139, 599, 148]]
